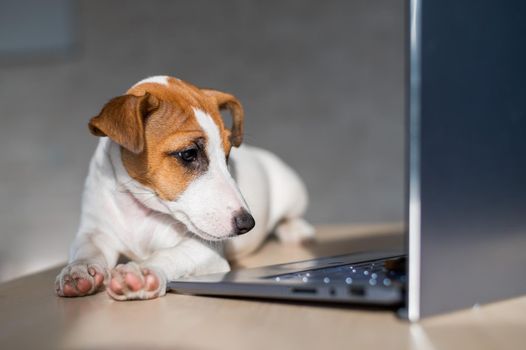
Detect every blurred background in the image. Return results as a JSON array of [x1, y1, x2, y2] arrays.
[[0, 0, 404, 282]]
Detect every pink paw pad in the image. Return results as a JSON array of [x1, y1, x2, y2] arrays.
[[55, 263, 106, 297], [107, 263, 164, 300]]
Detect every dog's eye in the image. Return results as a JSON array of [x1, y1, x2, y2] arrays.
[[170, 148, 198, 163]]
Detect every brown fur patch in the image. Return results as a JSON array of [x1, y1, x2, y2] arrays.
[[117, 77, 240, 201]]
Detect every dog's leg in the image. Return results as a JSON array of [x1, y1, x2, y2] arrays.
[[55, 233, 118, 297], [274, 217, 316, 243], [106, 238, 229, 301]]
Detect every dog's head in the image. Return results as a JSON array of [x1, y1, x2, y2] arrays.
[[88, 76, 255, 240]]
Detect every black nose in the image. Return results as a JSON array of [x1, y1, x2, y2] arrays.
[[233, 209, 255, 235]]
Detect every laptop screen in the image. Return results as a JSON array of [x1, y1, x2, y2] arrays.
[[408, 0, 526, 319]]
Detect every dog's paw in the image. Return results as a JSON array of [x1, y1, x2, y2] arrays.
[[106, 262, 166, 301], [275, 218, 316, 243], [55, 262, 107, 297]]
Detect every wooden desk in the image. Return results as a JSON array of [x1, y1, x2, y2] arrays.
[[1, 224, 525, 350]]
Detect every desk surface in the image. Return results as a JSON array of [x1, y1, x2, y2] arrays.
[[1, 224, 525, 350]]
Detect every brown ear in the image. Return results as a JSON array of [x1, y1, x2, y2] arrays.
[[88, 93, 159, 154], [202, 89, 244, 147]]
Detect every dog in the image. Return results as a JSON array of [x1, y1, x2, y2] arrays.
[[55, 76, 314, 300]]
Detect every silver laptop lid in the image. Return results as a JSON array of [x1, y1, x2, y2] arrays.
[[408, 0, 526, 320]]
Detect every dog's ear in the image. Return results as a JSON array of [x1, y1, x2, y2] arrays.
[[202, 89, 244, 147], [88, 93, 159, 154]]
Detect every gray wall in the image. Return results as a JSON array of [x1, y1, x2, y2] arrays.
[[0, 0, 405, 282]]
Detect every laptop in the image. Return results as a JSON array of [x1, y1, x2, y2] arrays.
[[168, 0, 526, 320]]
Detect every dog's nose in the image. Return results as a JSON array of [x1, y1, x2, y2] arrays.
[[233, 209, 255, 235]]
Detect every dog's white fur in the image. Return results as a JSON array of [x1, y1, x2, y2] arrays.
[[56, 100, 313, 300]]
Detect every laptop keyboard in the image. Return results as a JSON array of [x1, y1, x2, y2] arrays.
[[265, 256, 406, 287]]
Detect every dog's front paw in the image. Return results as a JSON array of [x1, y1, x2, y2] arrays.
[[55, 262, 107, 297], [106, 262, 166, 301]]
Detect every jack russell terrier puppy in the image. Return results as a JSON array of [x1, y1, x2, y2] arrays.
[[55, 76, 314, 300]]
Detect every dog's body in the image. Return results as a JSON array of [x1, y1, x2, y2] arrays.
[[55, 76, 313, 300]]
